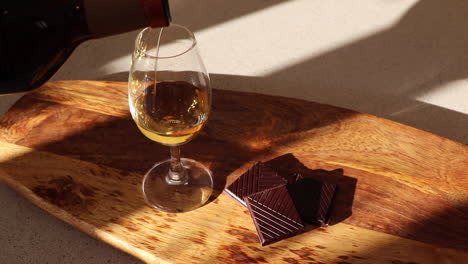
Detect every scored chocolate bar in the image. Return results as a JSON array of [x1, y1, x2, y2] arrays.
[[288, 174, 337, 226], [244, 184, 305, 246], [225, 162, 287, 206]]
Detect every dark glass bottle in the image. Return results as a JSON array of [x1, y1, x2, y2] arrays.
[[0, 0, 171, 94]]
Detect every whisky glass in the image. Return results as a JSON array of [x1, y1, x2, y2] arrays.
[[128, 24, 213, 213]]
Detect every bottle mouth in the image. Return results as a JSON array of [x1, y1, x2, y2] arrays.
[[137, 24, 197, 59]]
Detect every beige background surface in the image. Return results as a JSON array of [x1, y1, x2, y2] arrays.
[[1, 0, 467, 263]]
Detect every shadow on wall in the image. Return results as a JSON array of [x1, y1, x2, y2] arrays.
[[99, 0, 468, 143], [54, 0, 290, 83], [206, 0, 468, 143]]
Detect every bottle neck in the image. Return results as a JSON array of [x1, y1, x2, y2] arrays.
[[142, 0, 171, 28], [83, 0, 171, 38]]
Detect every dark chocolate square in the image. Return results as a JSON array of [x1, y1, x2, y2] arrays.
[[225, 162, 287, 206], [264, 153, 310, 184], [244, 185, 305, 246], [287, 174, 337, 226]]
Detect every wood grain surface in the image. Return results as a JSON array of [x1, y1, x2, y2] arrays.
[[0, 80, 467, 264]]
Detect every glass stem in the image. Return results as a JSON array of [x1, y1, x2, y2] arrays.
[[167, 146, 187, 184]]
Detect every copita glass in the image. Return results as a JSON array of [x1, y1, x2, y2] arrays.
[[128, 24, 213, 213]]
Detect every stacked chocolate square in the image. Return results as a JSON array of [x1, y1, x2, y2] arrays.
[[225, 161, 337, 246]]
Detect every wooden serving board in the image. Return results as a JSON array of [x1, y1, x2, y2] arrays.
[[0, 80, 467, 264]]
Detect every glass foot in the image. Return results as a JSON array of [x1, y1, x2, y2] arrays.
[[142, 158, 213, 213]]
